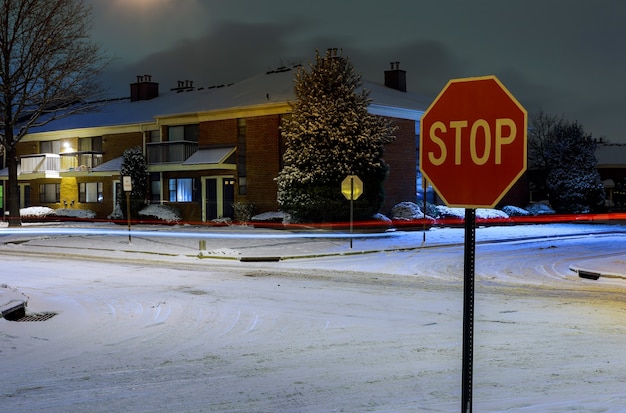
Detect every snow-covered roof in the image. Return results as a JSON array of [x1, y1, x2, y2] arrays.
[[91, 156, 123, 173], [27, 66, 428, 135], [182, 147, 235, 165]]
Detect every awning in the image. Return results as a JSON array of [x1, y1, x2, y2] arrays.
[[182, 146, 235, 165], [91, 156, 123, 172], [0, 166, 21, 180]]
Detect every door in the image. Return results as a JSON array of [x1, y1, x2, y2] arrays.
[[202, 176, 235, 222], [205, 178, 217, 221], [222, 178, 235, 219]]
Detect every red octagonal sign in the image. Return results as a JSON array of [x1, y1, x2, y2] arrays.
[[420, 76, 527, 208]]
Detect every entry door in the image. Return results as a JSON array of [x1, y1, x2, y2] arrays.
[[205, 178, 217, 221], [203, 176, 235, 222], [18, 184, 31, 208], [221, 178, 235, 219]]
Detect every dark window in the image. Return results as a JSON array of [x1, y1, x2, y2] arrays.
[[150, 173, 161, 203], [237, 118, 247, 195], [168, 124, 199, 142], [39, 184, 60, 203]]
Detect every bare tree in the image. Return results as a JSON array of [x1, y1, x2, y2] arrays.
[[528, 110, 561, 171], [0, 0, 108, 226], [528, 110, 604, 213]]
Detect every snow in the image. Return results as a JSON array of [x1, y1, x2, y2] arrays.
[[1, 221, 626, 412], [20, 206, 96, 219], [138, 204, 181, 223], [28, 67, 426, 135], [436, 206, 510, 220]]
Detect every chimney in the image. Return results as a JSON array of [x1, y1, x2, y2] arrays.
[[171, 80, 195, 92], [384, 61, 406, 92], [130, 74, 159, 102]]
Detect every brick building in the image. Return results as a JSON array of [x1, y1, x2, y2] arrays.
[[1, 64, 428, 222]]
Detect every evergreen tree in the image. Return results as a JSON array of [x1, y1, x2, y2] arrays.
[[276, 49, 396, 222], [119, 147, 148, 219], [544, 121, 605, 213]]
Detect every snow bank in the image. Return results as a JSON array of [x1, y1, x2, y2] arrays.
[[20, 206, 95, 219], [139, 204, 181, 223]]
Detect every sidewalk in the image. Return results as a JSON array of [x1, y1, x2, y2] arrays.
[[0, 223, 388, 262], [569, 255, 626, 280]]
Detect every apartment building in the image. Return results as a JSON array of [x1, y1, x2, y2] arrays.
[[1, 64, 427, 222]]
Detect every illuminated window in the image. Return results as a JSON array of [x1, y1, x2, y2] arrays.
[[79, 182, 103, 203], [169, 178, 195, 202], [78, 137, 102, 152]]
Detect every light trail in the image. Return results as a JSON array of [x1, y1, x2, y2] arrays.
[[0, 226, 397, 240]]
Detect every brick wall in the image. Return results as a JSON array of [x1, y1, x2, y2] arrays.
[[103, 132, 142, 162], [200, 119, 237, 145], [381, 117, 417, 214], [244, 115, 281, 213], [16, 141, 37, 156]]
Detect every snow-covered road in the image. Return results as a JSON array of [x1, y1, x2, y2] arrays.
[[1, 227, 626, 412]]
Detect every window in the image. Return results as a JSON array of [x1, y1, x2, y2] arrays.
[[237, 118, 247, 195], [148, 130, 161, 143], [79, 182, 103, 203], [168, 124, 199, 142], [169, 178, 195, 202], [40, 140, 61, 154], [39, 184, 60, 203], [78, 137, 102, 152], [150, 173, 161, 203]]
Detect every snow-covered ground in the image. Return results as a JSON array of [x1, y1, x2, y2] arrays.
[[1, 222, 626, 412]]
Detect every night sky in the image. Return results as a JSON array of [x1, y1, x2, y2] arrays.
[[90, 0, 626, 143]]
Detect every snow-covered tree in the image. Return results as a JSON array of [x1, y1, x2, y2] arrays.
[[119, 147, 148, 219], [529, 111, 604, 213], [276, 49, 396, 222]]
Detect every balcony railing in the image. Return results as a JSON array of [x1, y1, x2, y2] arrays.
[[147, 141, 198, 164], [60, 152, 104, 171], [20, 152, 104, 174], [20, 153, 60, 174]]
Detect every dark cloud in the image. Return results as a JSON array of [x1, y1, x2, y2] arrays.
[[347, 40, 466, 98], [97, 1, 626, 141], [101, 20, 308, 96]]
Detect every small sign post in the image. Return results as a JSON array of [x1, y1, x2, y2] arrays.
[[123, 176, 132, 244], [341, 175, 363, 248]]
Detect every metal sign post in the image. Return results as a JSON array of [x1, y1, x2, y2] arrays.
[[419, 76, 528, 412], [349, 180, 354, 249], [462, 208, 476, 412], [341, 175, 363, 249], [123, 176, 132, 244]]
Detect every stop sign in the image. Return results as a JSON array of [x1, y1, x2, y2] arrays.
[[420, 76, 527, 208]]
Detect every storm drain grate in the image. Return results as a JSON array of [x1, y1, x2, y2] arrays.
[[14, 312, 58, 322]]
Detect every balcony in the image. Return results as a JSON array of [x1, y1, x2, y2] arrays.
[[19, 153, 104, 177], [147, 141, 198, 164], [20, 153, 60, 176], [60, 152, 104, 172]]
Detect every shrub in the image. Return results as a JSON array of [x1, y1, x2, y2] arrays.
[[502, 205, 531, 217], [232, 202, 255, 223]]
